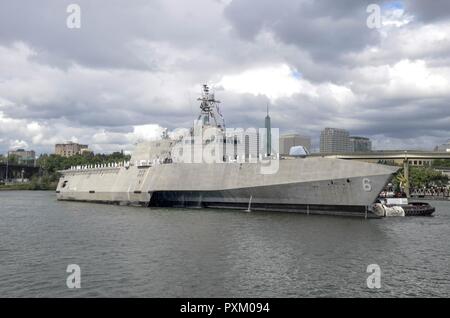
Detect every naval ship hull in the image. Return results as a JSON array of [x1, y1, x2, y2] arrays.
[[149, 175, 391, 217], [56, 157, 397, 218]]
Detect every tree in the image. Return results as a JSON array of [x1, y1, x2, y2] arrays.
[[6, 154, 19, 164], [393, 166, 449, 189], [432, 159, 450, 168], [36, 152, 132, 182]]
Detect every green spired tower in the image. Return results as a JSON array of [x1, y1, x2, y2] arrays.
[[265, 104, 271, 156]]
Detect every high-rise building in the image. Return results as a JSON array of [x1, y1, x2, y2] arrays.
[[55, 142, 89, 157], [320, 128, 351, 153], [279, 134, 311, 155], [349, 136, 372, 152]]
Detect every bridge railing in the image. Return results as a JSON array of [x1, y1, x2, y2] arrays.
[[410, 187, 450, 199]]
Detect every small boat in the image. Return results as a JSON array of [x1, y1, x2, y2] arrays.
[[373, 197, 435, 217], [401, 202, 435, 216]]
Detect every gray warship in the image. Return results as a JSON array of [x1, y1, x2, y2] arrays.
[[56, 85, 397, 217]]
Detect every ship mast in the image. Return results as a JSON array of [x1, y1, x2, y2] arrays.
[[197, 84, 224, 130]]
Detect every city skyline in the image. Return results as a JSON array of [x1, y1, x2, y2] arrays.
[[1, 1, 450, 154], [0, 124, 446, 156]]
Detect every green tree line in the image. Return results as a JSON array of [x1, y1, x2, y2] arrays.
[[432, 159, 450, 167], [1, 152, 131, 190], [393, 166, 449, 190], [37, 152, 131, 176]]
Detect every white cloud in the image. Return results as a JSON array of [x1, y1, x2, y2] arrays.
[[388, 59, 449, 94], [9, 140, 29, 150], [347, 21, 450, 64], [132, 124, 164, 141], [382, 7, 414, 28], [351, 59, 450, 100], [217, 64, 304, 100], [216, 63, 357, 107], [0, 0, 449, 153]]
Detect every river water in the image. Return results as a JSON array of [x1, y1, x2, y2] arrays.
[[0, 191, 449, 297]]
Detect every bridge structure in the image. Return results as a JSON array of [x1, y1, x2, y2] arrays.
[[309, 151, 450, 197], [0, 163, 40, 182]]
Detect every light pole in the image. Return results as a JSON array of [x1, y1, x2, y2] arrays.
[[5, 153, 9, 183], [403, 151, 410, 198]]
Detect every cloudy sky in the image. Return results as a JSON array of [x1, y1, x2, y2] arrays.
[[0, 0, 449, 154]]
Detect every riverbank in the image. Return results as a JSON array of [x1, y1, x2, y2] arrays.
[[0, 182, 56, 191]]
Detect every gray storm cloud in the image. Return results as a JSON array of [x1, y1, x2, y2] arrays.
[[0, 0, 449, 154]]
